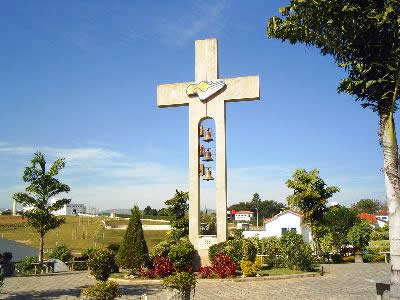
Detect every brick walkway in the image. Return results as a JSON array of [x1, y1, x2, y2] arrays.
[[0, 263, 390, 299]]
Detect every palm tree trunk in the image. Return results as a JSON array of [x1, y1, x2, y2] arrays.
[[381, 73, 400, 299]]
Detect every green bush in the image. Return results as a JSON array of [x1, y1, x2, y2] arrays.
[[81, 281, 121, 300], [368, 240, 390, 254], [208, 242, 226, 263], [163, 272, 196, 292], [347, 221, 373, 252], [168, 237, 194, 271], [371, 225, 389, 241], [117, 206, 149, 272], [166, 228, 186, 242], [363, 253, 385, 263], [82, 247, 98, 260], [248, 237, 261, 253], [16, 256, 38, 274], [88, 249, 116, 282], [242, 239, 257, 262], [259, 237, 283, 267], [48, 244, 72, 262], [209, 239, 244, 266], [331, 253, 343, 264], [320, 233, 335, 254], [280, 231, 314, 271], [342, 256, 355, 263], [106, 244, 120, 254], [150, 240, 171, 259], [230, 229, 244, 240]]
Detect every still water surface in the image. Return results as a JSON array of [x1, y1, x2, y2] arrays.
[[0, 238, 37, 262]]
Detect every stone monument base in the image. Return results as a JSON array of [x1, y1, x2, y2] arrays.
[[192, 235, 218, 270]]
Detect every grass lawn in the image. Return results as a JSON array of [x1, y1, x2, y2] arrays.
[[257, 268, 305, 276], [0, 215, 167, 255], [104, 218, 170, 227]]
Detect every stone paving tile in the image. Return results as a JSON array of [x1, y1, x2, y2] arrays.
[[0, 264, 391, 299]]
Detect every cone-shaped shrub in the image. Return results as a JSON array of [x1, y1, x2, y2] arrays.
[[117, 205, 149, 272]]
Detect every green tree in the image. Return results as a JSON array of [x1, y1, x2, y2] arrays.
[[347, 220, 373, 252], [259, 200, 286, 218], [158, 208, 169, 216], [286, 169, 340, 240], [229, 199, 285, 218], [323, 205, 359, 252], [12, 152, 70, 264], [229, 202, 253, 212], [117, 206, 149, 272], [286, 169, 339, 224], [250, 193, 262, 210], [165, 190, 189, 236], [143, 205, 153, 216], [351, 198, 386, 214], [267, 2, 400, 295], [251, 193, 262, 227]]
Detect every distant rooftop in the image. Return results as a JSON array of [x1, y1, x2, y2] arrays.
[[357, 213, 377, 225]]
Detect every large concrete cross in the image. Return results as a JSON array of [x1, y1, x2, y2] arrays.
[[157, 38, 260, 264]]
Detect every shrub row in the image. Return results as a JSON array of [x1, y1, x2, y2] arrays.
[[210, 232, 314, 272]]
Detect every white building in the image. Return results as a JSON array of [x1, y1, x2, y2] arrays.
[[52, 203, 86, 216], [375, 210, 388, 227], [243, 210, 312, 243], [25, 198, 87, 216], [234, 210, 254, 222]]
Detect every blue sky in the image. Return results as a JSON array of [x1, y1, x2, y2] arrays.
[[0, 1, 391, 211]]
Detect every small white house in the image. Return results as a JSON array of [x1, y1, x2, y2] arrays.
[[22, 198, 86, 216], [234, 211, 254, 222], [375, 210, 388, 228], [243, 210, 312, 243], [50, 198, 86, 216]]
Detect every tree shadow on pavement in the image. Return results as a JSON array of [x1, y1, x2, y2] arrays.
[[0, 283, 165, 299]]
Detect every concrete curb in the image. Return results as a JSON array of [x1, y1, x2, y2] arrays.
[[108, 272, 320, 284]]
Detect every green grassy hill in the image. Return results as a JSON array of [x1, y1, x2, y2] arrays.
[[0, 215, 167, 255]]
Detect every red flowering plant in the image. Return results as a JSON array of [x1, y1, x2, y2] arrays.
[[138, 266, 155, 279], [211, 254, 237, 278], [153, 256, 175, 278], [198, 266, 213, 278]]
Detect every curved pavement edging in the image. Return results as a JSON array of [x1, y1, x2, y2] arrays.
[[108, 271, 320, 284]]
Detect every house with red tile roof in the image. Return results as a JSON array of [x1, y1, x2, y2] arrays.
[[357, 212, 386, 228]]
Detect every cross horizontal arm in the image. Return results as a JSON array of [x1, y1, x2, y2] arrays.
[[219, 76, 259, 103], [157, 75, 260, 108], [157, 82, 192, 108]]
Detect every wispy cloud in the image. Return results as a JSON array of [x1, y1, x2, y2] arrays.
[[157, 0, 227, 47], [0, 145, 121, 161], [0, 143, 385, 210]]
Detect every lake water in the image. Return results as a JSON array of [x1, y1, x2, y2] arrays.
[[0, 238, 37, 262]]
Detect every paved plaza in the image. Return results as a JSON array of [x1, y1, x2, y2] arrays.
[[0, 263, 390, 299]]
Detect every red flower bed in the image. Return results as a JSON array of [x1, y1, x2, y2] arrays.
[[138, 266, 155, 279], [211, 254, 237, 278], [199, 266, 213, 278], [152, 256, 175, 278]]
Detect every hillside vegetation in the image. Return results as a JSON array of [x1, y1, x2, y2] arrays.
[[0, 215, 167, 254]]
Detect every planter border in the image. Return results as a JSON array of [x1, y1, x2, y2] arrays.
[[108, 271, 320, 284]]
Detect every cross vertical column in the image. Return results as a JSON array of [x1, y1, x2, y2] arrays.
[[214, 100, 227, 243], [189, 39, 221, 250]]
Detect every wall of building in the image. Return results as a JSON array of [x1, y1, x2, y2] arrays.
[[264, 212, 301, 236], [243, 212, 312, 243], [53, 204, 86, 216], [235, 213, 254, 221]]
